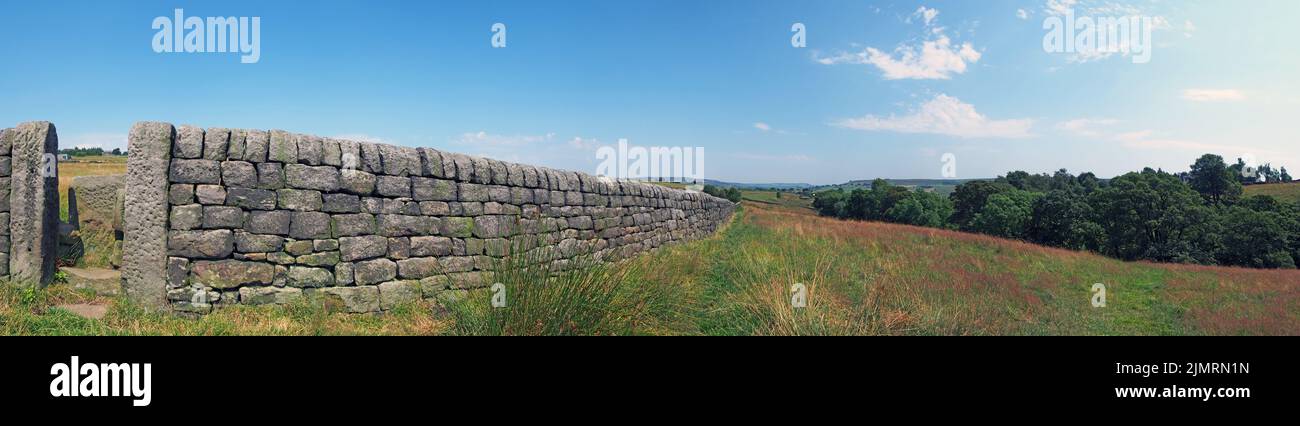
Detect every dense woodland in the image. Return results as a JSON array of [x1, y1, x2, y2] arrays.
[[812, 154, 1300, 269]]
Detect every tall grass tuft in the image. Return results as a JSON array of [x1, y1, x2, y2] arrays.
[[446, 241, 676, 336]]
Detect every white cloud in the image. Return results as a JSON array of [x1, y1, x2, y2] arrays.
[[819, 36, 981, 80], [333, 133, 395, 144], [1057, 118, 1119, 137], [1016, 9, 1029, 20], [732, 152, 815, 162], [816, 7, 981, 80], [1183, 20, 1196, 38], [833, 94, 1034, 139], [914, 6, 939, 26], [568, 136, 600, 150], [753, 122, 772, 132], [453, 131, 556, 146], [1112, 130, 1274, 157], [1044, 0, 1077, 16], [1182, 89, 1246, 102]]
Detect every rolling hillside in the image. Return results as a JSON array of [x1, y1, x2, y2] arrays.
[[1245, 182, 1300, 204]]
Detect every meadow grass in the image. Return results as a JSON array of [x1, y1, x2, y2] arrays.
[[3, 193, 1297, 335], [1244, 182, 1300, 204]]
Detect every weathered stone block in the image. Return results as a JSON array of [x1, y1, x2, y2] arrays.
[[225, 187, 277, 210], [285, 163, 340, 191], [169, 183, 194, 205], [256, 162, 285, 189], [169, 159, 221, 184], [339, 235, 388, 261], [173, 125, 204, 159], [70, 175, 125, 231], [297, 134, 323, 165], [331, 213, 376, 237], [235, 232, 284, 253], [170, 203, 203, 231], [202, 205, 245, 229], [340, 169, 376, 195], [378, 280, 421, 310], [268, 130, 298, 163], [278, 189, 323, 211], [296, 251, 339, 267], [410, 236, 452, 257], [353, 258, 397, 286], [380, 144, 421, 176], [287, 265, 333, 288], [359, 142, 383, 173], [284, 240, 314, 256], [335, 261, 354, 285], [376, 175, 412, 197], [378, 214, 437, 237], [387, 237, 410, 259], [322, 193, 361, 213], [203, 127, 230, 160], [239, 286, 303, 305], [289, 211, 332, 239], [244, 130, 269, 162], [221, 160, 257, 188], [246, 210, 291, 235], [439, 217, 474, 238], [473, 215, 517, 238], [195, 184, 227, 205], [396, 257, 440, 279], [190, 259, 275, 289], [168, 229, 234, 259]]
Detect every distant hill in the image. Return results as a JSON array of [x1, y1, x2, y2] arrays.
[[808, 178, 991, 197], [701, 179, 812, 190]]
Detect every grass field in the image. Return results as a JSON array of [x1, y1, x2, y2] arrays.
[[3, 189, 1297, 335], [1245, 182, 1300, 204], [57, 155, 127, 221]]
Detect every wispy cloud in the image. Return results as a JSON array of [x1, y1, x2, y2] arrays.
[[333, 133, 396, 145], [1057, 118, 1119, 137], [732, 152, 815, 162], [453, 131, 556, 146], [753, 122, 772, 132], [1017, 9, 1030, 20], [816, 6, 981, 80], [1182, 89, 1246, 102], [833, 94, 1034, 139]]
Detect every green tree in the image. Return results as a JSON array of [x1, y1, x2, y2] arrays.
[[1027, 190, 1103, 250], [1188, 154, 1242, 204], [886, 191, 953, 228], [1217, 207, 1295, 268], [1089, 169, 1221, 263], [969, 190, 1040, 239], [949, 180, 1016, 229]]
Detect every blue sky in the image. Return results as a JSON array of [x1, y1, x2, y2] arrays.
[[2, 0, 1297, 184]]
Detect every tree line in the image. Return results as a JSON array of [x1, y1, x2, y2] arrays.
[[812, 154, 1300, 269]]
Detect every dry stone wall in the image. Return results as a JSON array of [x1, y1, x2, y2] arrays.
[[122, 122, 735, 314]]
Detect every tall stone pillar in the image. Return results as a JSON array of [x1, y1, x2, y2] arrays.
[[8, 121, 60, 287], [121, 122, 174, 308]]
